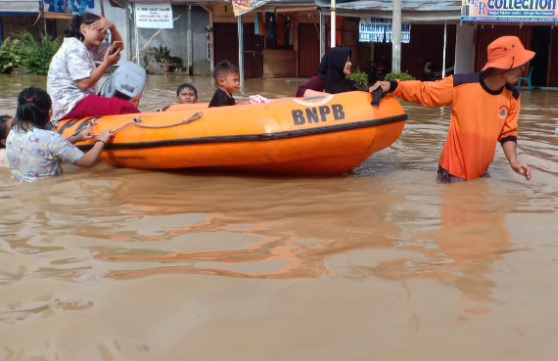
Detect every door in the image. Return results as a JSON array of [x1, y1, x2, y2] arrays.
[[298, 23, 320, 77], [530, 26, 549, 87], [213, 23, 263, 78], [243, 23, 264, 78], [214, 23, 238, 67]]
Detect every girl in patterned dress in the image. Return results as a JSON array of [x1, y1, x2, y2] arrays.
[[6, 87, 113, 182]]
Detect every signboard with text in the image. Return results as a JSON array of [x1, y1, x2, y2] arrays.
[[359, 18, 411, 43], [461, 0, 558, 22], [135, 3, 173, 29]]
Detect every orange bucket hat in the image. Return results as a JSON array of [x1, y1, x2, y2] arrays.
[[482, 36, 535, 71]]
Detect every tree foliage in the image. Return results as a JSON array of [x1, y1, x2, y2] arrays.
[[384, 71, 416, 81], [15, 32, 61, 75], [346, 68, 369, 88], [0, 37, 21, 74], [0, 32, 61, 75]]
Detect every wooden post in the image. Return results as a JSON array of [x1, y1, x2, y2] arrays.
[[238, 15, 244, 81], [330, 0, 336, 48]]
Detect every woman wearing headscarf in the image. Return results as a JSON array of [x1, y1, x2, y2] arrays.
[[295, 47, 358, 97]]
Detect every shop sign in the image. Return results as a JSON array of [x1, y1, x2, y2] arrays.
[[359, 18, 411, 44], [135, 3, 173, 29], [232, 0, 272, 17], [461, 0, 558, 22]]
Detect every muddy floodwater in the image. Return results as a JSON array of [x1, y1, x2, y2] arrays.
[[0, 73, 557, 361]]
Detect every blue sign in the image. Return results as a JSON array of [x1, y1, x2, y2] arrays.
[[359, 18, 411, 43], [461, 0, 558, 22], [44, 0, 95, 15]]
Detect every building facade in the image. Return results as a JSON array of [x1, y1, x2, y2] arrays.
[[1, 0, 556, 86]]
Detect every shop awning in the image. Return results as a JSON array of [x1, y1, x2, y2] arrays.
[[314, 0, 462, 22], [314, 0, 461, 12], [108, 0, 126, 8], [0, 0, 40, 15]]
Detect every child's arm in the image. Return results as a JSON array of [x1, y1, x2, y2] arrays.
[[74, 130, 114, 168], [65, 128, 94, 144]]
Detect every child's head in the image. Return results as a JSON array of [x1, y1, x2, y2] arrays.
[[14, 87, 52, 130], [214, 60, 240, 93], [0, 115, 14, 148], [176, 83, 198, 104]]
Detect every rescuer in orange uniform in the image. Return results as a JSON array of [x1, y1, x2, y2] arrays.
[[372, 36, 535, 182]]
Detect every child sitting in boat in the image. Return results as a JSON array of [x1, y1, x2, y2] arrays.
[[208, 60, 270, 107], [176, 83, 198, 104], [209, 60, 241, 107]]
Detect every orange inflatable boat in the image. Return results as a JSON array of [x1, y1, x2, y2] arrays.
[[56, 91, 407, 175]]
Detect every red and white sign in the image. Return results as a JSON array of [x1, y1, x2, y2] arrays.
[[135, 3, 173, 29]]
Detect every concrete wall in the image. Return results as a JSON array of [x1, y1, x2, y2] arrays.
[[455, 23, 476, 74], [103, 4, 129, 61], [132, 5, 210, 75]]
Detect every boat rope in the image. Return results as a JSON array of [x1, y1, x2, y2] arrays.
[[130, 111, 203, 129], [82, 111, 203, 136], [293, 94, 333, 107]]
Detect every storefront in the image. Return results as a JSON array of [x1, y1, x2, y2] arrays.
[[308, 0, 558, 86], [461, 0, 558, 87], [210, 1, 321, 78]]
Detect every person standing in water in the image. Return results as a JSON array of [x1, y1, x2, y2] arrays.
[[5, 87, 113, 182], [208, 60, 241, 108], [371, 36, 535, 182]]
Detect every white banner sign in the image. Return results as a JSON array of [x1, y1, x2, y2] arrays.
[[0, 0, 40, 13], [359, 18, 411, 44], [135, 3, 173, 29]]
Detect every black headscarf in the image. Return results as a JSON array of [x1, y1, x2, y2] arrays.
[[317, 47, 356, 94]]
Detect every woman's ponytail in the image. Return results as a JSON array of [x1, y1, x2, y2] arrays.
[[14, 87, 52, 130]]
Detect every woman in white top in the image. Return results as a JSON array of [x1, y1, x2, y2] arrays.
[[47, 12, 139, 126]]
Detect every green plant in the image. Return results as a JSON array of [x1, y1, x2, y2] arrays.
[[346, 68, 369, 88], [151, 45, 171, 63], [168, 56, 182, 68], [141, 45, 173, 65], [0, 37, 22, 73], [14, 32, 61, 75], [141, 47, 154, 67], [384, 71, 415, 81]]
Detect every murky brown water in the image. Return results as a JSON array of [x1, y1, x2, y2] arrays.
[[1, 72, 557, 360]]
